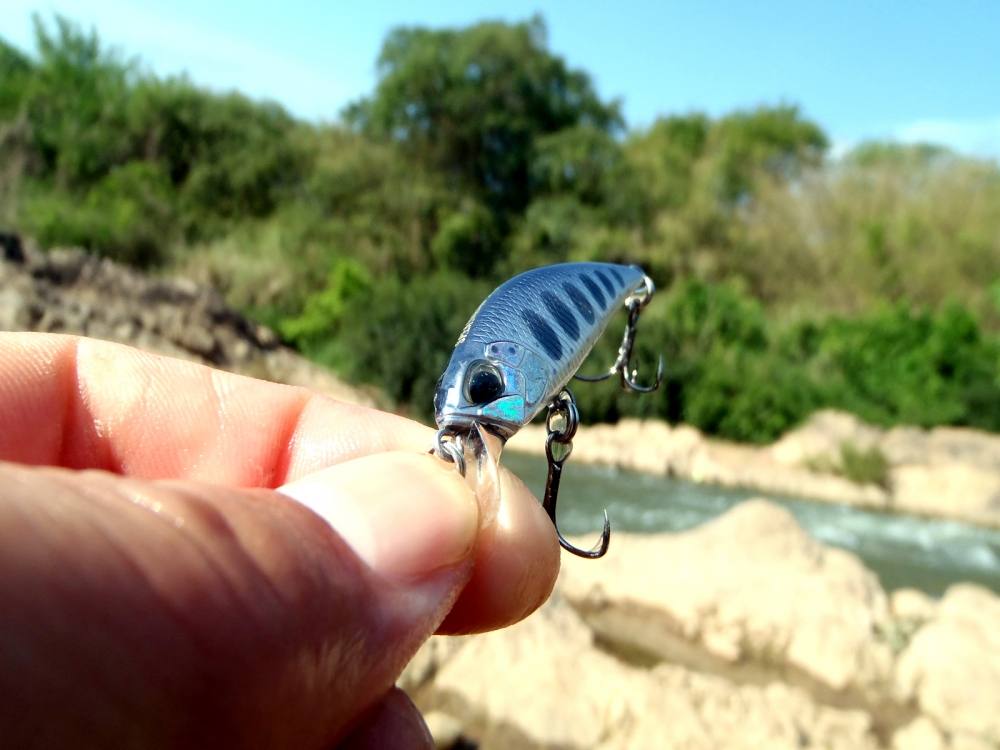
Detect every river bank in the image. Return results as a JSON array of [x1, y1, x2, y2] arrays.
[[404, 500, 1000, 749], [506, 411, 1000, 530]]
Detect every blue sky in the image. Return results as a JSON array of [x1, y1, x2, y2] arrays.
[[4, 1, 999, 158]]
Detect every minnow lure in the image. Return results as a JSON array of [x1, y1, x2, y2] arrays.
[[432, 262, 662, 558]]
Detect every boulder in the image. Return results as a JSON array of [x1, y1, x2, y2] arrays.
[[559, 500, 895, 698], [895, 584, 1000, 743], [412, 596, 880, 750], [770, 410, 884, 467], [891, 463, 1000, 527], [890, 588, 937, 623]]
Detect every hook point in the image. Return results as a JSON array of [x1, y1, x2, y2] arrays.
[[557, 510, 611, 559]]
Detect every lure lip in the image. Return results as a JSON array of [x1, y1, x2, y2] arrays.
[[435, 412, 517, 442]]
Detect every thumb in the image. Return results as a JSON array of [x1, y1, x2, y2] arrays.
[[0, 452, 478, 750]]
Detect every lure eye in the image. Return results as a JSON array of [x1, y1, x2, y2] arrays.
[[465, 361, 504, 404]]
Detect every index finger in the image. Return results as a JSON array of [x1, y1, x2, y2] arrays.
[[0, 333, 429, 485]]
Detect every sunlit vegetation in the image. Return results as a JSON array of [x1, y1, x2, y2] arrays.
[[2, 15, 998, 441]]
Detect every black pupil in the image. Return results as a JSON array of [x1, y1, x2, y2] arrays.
[[468, 368, 503, 404]]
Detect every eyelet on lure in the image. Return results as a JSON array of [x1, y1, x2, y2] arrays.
[[432, 262, 663, 559]]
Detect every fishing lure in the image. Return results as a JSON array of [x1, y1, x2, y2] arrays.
[[432, 262, 662, 558]]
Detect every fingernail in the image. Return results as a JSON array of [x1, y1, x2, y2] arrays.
[[278, 452, 478, 584]]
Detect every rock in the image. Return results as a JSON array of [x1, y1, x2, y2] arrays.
[[0, 238, 374, 406], [895, 584, 1000, 743], [606, 665, 878, 750], [881, 426, 934, 466], [926, 428, 1000, 472], [892, 717, 946, 750], [427, 596, 627, 749], [770, 409, 884, 467], [414, 597, 880, 750], [423, 711, 463, 749], [891, 463, 1000, 527], [559, 500, 895, 699], [890, 588, 937, 622]]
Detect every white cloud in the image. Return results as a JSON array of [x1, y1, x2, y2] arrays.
[[894, 116, 1000, 160]]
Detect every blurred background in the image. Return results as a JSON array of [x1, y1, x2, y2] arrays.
[[1, 3, 998, 748]]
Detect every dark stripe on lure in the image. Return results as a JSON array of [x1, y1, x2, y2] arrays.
[[579, 274, 606, 308], [594, 268, 617, 298], [541, 290, 580, 341], [562, 281, 595, 324], [609, 266, 625, 285], [522, 309, 563, 360]]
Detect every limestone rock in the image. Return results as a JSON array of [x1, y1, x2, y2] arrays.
[[892, 717, 947, 750], [890, 588, 937, 622], [891, 463, 1000, 527], [895, 584, 1000, 743], [770, 409, 884, 466], [559, 500, 894, 697], [416, 596, 880, 750], [604, 664, 878, 750]]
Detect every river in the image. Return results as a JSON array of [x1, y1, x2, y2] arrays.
[[503, 451, 1000, 597]]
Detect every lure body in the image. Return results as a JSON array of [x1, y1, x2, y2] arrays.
[[434, 262, 648, 440]]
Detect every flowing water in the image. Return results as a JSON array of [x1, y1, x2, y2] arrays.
[[504, 451, 1000, 597]]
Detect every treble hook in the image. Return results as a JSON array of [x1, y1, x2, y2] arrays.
[[542, 389, 611, 559], [575, 274, 665, 393]]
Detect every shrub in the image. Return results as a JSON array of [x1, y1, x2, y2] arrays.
[[20, 162, 175, 266]]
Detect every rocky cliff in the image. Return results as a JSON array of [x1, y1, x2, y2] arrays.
[[0, 233, 372, 406]]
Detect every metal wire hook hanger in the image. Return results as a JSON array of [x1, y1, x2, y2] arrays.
[[575, 274, 664, 393]]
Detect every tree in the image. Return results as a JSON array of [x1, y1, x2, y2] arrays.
[[347, 16, 622, 220]]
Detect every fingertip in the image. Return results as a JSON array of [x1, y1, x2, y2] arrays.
[[436, 467, 560, 634]]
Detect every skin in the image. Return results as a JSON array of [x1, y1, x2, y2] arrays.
[[0, 333, 560, 749]]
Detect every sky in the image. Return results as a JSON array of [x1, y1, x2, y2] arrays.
[[4, 0, 1000, 158]]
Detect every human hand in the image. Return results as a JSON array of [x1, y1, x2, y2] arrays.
[[0, 333, 559, 749]]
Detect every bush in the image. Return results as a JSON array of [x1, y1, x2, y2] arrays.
[[814, 303, 1000, 429], [20, 162, 175, 266], [838, 442, 891, 489], [318, 271, 491, 417]]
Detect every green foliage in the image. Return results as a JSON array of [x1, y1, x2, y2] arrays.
[[812, 303, 1000, 429], [431, 202, 503, 277], [838, 442, 891, 489], [2, 15, 307, 265], [128, 77, 308, 229], [348, 16, 621, 217], [804, 441, 891, 489], [20, 161, 175, 264], [333, 272, 492, 413], [707, 105, 828, 205], [281, 258, 374, 352]]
